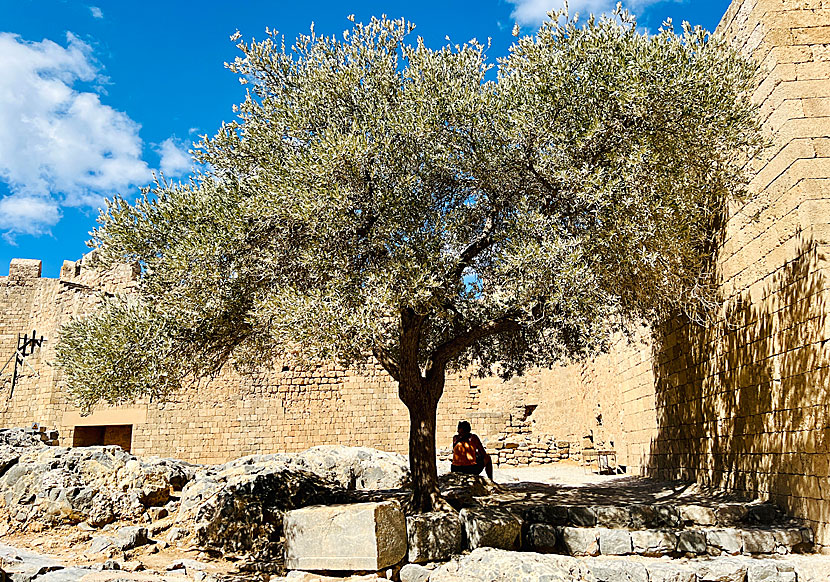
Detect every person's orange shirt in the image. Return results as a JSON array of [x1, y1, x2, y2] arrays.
[[452, 434, 484, 466]]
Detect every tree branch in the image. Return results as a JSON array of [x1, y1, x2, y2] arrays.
[[372, 345, 400, 382], [427, 315, 521, 378]]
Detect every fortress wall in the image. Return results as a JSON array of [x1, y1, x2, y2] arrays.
[[529, 0, 830, 550], [0, 258, 515, 465]]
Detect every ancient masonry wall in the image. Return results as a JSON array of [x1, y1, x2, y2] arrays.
[[0, 256, 544, 466], [527, 0, 830, 551]]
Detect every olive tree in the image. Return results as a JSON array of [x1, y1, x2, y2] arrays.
[[57, 11, 761, 511]]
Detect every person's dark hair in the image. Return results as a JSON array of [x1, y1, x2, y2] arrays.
[[457, 420, 471, 434]]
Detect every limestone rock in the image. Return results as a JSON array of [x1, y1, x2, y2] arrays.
[[113, 526, 150, 551], [523, 504, 569, 525], [679, 504, 717, 526], [560, 526, 599, 556], [694, 557, 747, 582], [406, 511, 461, 563], [588, 558, 648, 582], [677, 530, 707, 554], [429, 547, 592, 582], [595, 506, 629, 528], [646, 563, 696, 582], [399, 563, 431, 582], [283, 501, 406, 571], [742, 529, 777, 554], [0, 446, 186, 527], [598, 528, 631, 555], [459, 507, 522, 550], [526, 524, 559, 553], [631, 530, 676, 556], [706, 529, 743, 554], [179, 462, 347, 562]]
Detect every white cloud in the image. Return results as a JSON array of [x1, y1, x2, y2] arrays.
[[156, 137, 192, 177], [0, 32, 150, 237], [0, 196, 60, 241], [506, 0, 669, 25], [89, 6, 104, 19]]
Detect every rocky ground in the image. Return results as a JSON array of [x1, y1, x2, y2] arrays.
[[2, 427, 830, 582]]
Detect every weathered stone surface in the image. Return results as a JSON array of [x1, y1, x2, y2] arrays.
[[679, 504, 717, 526], [596, 506, 630, 528], [399, 564, 431, 582], [677, 530, 707, 554], [429, 548, 592, 582], [694, 557, 747, 582], [459, 507, 522, 551], [706, 529, 743, 554], [439, 474, 499, 510], [0, 446, 186, 527], [588, 558, 648, 582], [176, 457, 349, 561], [568, 506, 597, 526], [113, 527, 150, 551], [742, 529, 777, 554], [646, 562, 696, 582], [406, 511, 461, 563], [523, 504, 569, 525], [598, 528, 631, 555], [629, 505, 656, 528], [284, 501, 406, 571], [652, 505, 682, 528], [560, 527, 599, 556], [746, 505, 783, 526], [526, 524, 559, 553], [631, 530, 676, 555], [716, 504, 749, 526]]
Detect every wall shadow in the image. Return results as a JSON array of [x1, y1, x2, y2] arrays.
[[646, 237, 830, 541]]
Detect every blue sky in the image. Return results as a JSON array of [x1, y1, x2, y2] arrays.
[[1, 0, 731, 277]]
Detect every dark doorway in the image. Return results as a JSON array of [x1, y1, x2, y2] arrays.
[[73, 425, 133, 452]]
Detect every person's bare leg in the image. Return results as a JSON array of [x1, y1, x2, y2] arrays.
[[484, 454, 494, 479]]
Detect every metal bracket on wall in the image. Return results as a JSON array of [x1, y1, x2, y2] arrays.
[[0, 330, 46, 400]]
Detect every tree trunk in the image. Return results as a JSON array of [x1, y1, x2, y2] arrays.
[[400, 374, 445, 513]]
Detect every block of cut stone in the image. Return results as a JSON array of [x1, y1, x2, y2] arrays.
[[459, 507, 522, 550], [588, 558, 648, 582], [526, 524, 558, 553], [596, 506, 630, 528], [716, 504, 749, 526], [631, 530, 676, 555], [747, 560, 786, 582], [598, 528, 632, 555], [646, 562, 696, 582], [677, 530, 707, 554], [629, 505, 656, 528], [284, 501, 406, 571], [569, 506, 597, 526], [678, 504, 717, 526], [560, 527, 599, 556], [406, 511, 461, 563], [742, 529, 777, 554], [524, 504, 569, 525], [771, 528, 802, 551], [694, 557, 746, 582], [651, 505, 681, 528], [705, 528, 743, 554], [746, 504, 782, 525], [400, 563, 432, 582]]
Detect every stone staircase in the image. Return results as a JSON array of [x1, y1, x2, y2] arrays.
[[519, 500, 814, 558]]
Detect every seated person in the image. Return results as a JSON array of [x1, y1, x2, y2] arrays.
[[450, 420, 494, 479]]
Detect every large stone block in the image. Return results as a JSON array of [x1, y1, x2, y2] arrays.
[[406, 511, 461, 563], [631, 530, 676, 556], [679, 504, 717, 526], [742, 529, 777, 554], [459, 507, 522, 550], [526, 524, 559, 553], [694, 558, 747, 582], [706, 529, 743, 555], [560, 527, 599, 556], [596, 506, 630, 528], [284, 501, 406, 571], [598, 528, 632, 555], [677, 530, 707, 554], [588, 558, 648, 582]]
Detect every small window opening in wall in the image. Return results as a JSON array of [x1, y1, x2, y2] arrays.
[[73, 425, 133, 453], [521, 404, 538, 420]]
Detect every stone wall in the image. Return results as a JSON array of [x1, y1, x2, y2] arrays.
[[527, 0, 830, 551], [0, 256, 527, 465]]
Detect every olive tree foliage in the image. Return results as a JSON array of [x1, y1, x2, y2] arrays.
[[56, 10, 761, 510]]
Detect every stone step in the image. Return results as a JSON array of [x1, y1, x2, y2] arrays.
[[525, 524, 814, 557], [430, 547, 830, 582], [520, 501, 796, 530]]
